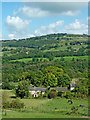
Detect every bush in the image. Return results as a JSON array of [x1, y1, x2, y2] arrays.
[[57, 91, 63, 97], [10, 99, 24, 109], [71, 106, 78, 113], [67, 105, 79, 115], [3, 102, 11, 109], [2, 82, 15, 90], [48, 89, 57, 99], [3, 98, 24, 109]]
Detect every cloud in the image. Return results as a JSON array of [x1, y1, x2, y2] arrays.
[[33, 19, 88, 36], [15, 6, 49, 18], [64, 19, 88, 34], [8, 34, 15, 39], [8, 33, 35, 40], [5, 18, 88, 40], [15, 2, 87, 17], [5, 16, 30, 32], [7, 20, 63, 39], [5, 16, 31, 40], [34, 20, 64, 36]]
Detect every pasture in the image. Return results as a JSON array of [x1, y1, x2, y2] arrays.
[[54, 55, 88, 61], [10, 55, 88, 63], [2, 90, 89, 118]]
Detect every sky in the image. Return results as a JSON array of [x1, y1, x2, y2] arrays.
[[0, 1, 89, 40]]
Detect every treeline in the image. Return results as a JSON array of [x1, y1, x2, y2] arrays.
[[2, 58, 88, 87], [2, 33, 88, 48], [2, 47, 88, 63]]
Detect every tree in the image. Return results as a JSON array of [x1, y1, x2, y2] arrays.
[[58, 74, 71, 87], [15, 80, 30, 99], [33, 71, 44, 87], [44, 73, 58, 87], [44, 66, 71, 87]]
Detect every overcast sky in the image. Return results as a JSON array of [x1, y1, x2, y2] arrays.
[[1, 1, 88, 40]]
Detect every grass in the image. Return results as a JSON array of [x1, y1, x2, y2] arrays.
[[2, 111, 82, 118], [10, 55, 88, 63], [2, 90, 15, 97], [10, 58, 49, 62], [2, 90, 89, 118], [20, 98, 49, 110], [54, 55, 88, 61]]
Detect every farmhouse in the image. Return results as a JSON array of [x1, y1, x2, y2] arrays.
[[29, 86, 68, 97], [29, 87, 46, 97], [29, 81, 76, 97]]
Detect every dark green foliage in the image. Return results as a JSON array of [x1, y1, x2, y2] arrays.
[[72, 79, 88, 98], [57, 91, 63, 97], [2, 82, 15, 90], [15, 80, 30, 99]]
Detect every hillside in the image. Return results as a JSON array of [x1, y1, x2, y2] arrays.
[[2, 33, 88, 90], [2, 33, 88, 62]]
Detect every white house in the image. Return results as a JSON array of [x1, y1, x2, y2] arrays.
[[29, 87, 46, 97]]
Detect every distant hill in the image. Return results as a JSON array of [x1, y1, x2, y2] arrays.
[[2, 33, 88, 62]]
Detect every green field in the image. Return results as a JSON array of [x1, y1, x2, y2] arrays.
[[54, 55, 88, 61], [2, 111, 83, 118], [10, 55, 88, 63], [10, 58, 49, 62], [2, 90, 89, 118]]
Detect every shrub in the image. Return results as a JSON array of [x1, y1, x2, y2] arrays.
[[3, 98, 24, 109], [10, 99, 24, 109], [48, 89, 57, 99], [67, 105, 79, 115], [2, 82, 15, 90], [3, 102, 11, 109], [57, 91, 63, 97], [61, 92, 66, 98], [71, 106, 78, 113]]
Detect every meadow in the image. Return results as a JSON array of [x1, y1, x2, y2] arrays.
[[2, 90, 89, 118]]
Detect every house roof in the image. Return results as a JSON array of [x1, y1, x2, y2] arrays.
[[30, 87, 68, 92], [50, 87, 68, 92], [70, 83, 76, 87], [30, 87, 46, 92]]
